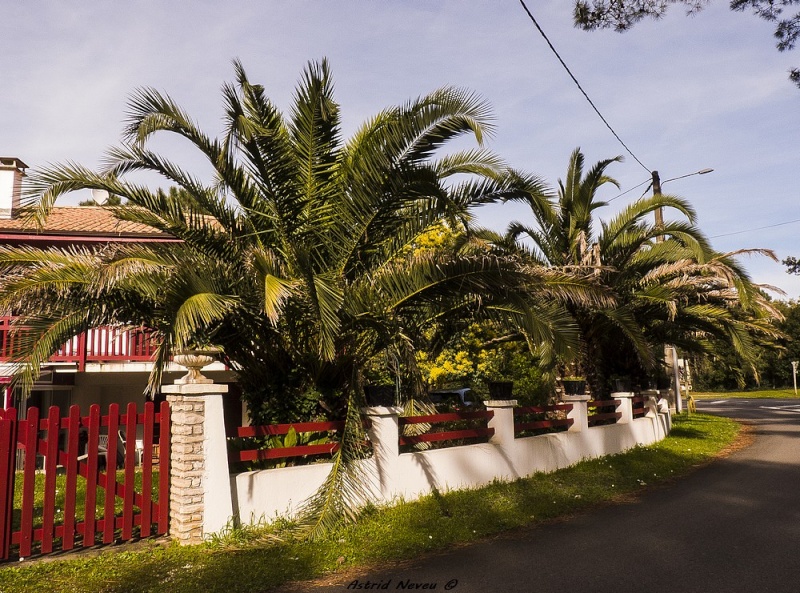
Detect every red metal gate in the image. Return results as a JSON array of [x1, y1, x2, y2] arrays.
[[0, 401, 170, 560]]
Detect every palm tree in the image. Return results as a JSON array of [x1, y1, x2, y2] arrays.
[[505, 148, 783, 395], [0, 60, 591, 536]]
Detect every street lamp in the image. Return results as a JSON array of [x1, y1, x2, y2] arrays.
[[652, 168, 714, 240]]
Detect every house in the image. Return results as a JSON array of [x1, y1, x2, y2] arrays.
[[0, 157, 244, 431]]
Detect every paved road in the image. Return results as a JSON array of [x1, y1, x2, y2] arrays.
[[281, 399, 800, 593]]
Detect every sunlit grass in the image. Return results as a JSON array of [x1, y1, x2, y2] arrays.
[[0, 414, 740, 593], [12, 470, 162, 531], [693, 388, 799, 399]]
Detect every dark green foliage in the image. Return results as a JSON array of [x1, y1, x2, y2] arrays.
[[574, 0, 800, 88], [502, 148, 782, 397], [693, 299, 800, 390], [784, 256, 800, 275]]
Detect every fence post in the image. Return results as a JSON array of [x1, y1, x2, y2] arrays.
[[563, 395, 590, 432], [611, 392, 634, 424], [484, 400, 517, 447], [363, 406, 403, 502], [161, 381, 232, 544]]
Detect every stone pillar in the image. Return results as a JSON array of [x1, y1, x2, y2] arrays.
[[563, 394, 590, 432], [363, 406, 403, 501], [611, 392, 634, 424], [641, 390, 660, 418], [484, 400, 517, 447], [162, 382, 232, 544]]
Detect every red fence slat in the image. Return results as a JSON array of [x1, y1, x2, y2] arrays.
[[514, 419, 574, 432], [399, 427, 495, 446], [237, 443, 340, 462], [514, 404, 573, 415], [19, 406, 39, 558], [41, 406, 60, 554], [83, 405, 101, 548], [63, 406, 81, 550], [122, 403, 137, 541], [398, 411, 494, 425], [236, 420, 345, 438], [103, 404, 120, 544], [632, 396, 647, 419], [140, 402, 154, 538], [157, 400, 171, 535], [0, 407, 17, 559]]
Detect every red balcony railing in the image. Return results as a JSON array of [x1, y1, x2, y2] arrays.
[[0, 317, 160, 371]]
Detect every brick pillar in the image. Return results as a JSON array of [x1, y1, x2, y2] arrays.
[[162, 383, 231, 544]]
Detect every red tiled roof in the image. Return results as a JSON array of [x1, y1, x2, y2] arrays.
[[0, 207, 174, 240]]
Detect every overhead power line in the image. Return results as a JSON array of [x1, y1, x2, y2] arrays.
[[517, 0, 651, 174], [710, 218, 800, 239], [606, 178, 651, 203]]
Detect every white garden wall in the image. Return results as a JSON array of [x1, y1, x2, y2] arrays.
[[228, 393, 671, 526]]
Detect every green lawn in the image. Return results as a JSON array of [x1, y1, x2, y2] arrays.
[[693, 388, 799, 399], [11, 470, 163, 532], [0, 413, 740, 593]]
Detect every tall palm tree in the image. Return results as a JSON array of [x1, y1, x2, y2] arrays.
[[505, 148, 783, 395], [0, 60, 593, 536]]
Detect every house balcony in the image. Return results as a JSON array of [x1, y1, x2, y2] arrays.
[[0, 316, 160, 372]]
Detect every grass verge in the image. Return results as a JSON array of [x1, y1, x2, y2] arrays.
[[0, 413, 740, 593], [693, 388, 799, 399]]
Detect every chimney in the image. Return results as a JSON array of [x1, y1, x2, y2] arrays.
[[0, 157, 28, 219]]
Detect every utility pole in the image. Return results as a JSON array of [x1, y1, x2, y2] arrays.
[[652, 170, 664, 242], [651, 167, 712, 413], [653, 169, 681, 411]]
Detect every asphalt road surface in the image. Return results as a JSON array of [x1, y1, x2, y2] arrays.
[[280, 399, 800, 593]]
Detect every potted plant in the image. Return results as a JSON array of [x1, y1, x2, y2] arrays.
[[612, 375, 632, 393], [561, 376, 586, 396], [364, 384, 396, 406], [487, 380, 514, 400]]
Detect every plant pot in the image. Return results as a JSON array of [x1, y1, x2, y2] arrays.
[[488, 381, 513, 400], [364, 384, 395, 406], [173, 348, 220, 384], [614, 378, 631, 392], [562, 379, 586, 396], [655, 376, 671, 390]]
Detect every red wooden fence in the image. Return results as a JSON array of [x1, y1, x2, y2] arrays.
[[587, 399, 622, 427], [398, 410, 494, 446], [513, 404, 574, 435], [0, 401, 170, 561], [632, 395, 648, 418], [231, 420, 346, 463]]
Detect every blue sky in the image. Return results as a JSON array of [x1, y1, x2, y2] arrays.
[[2, 1, 798, 297]]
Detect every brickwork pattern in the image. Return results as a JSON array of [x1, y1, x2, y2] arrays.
[[166, 395, 206, 544]]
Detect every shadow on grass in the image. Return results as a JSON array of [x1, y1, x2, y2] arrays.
[[0, 414, 742, 593]]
